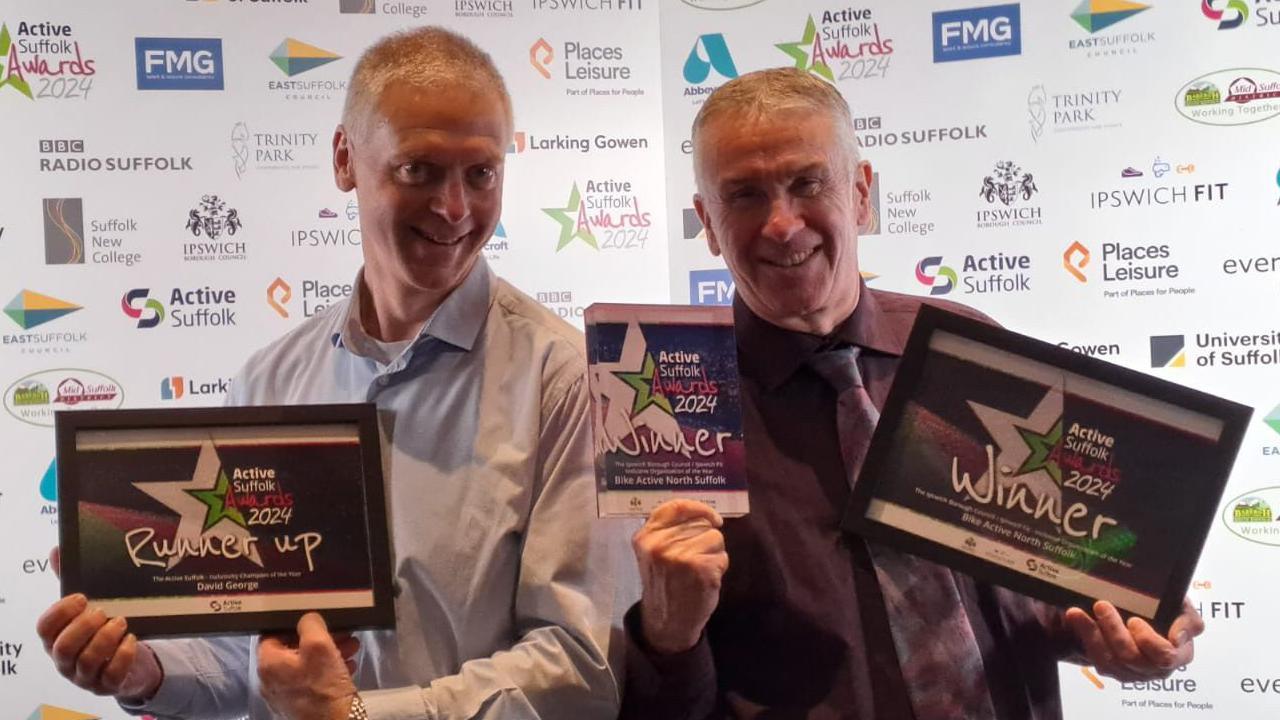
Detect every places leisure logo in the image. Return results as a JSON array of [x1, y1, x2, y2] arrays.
[[0, 19, 96, 101], [542, 179, 651, 252]]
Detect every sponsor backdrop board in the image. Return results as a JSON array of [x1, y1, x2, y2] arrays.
[[0, 0, 1276, 716]]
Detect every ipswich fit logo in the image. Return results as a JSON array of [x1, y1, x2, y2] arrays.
[[683, 33, 738, 84], [135, 38, 223, 90], [121, 289, 165, 329], [1202, 0, 1249, 29], [915, 256, 957, 295], [4, 290, 81, 329], [1149, 335, 1186, 368], [932, 4, 1021, 63]]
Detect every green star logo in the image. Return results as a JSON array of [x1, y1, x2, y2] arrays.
[[0, 24, 34, 99], [613, 352, 674, 417], [185, 468, 247, 531], [776, 15, 834, 84], [1015, 418, 1063, 485], [542, 183, 598, 251]]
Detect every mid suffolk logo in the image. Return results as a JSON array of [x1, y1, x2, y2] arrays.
[[1068, 0, 1155, 58], [932, 3, 1022, 63], [683, 33, 738, 102], [0, 20, 97, 101], [135, 37, 224, 90], [776, 9, 895, 84], [4, 369, 124, 426], [1222, 487, 1280, 547], [1149, 334, 1186, 368], [1176, 68, 1280, 126]]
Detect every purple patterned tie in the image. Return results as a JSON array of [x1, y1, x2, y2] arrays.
[[809, 345, 996, 720]]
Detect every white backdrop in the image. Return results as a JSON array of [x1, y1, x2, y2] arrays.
[[1, 0, 1277, 717]]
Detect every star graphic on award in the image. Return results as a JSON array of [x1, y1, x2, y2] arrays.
[[132, 440, 263, 569], [542, 183, 598, 251], [589, 321, 680, 455], [967, 387, 1065, 510]]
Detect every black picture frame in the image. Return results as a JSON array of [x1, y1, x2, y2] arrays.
[[55, 403, 394, 638], [843, 306, 1251, 633]]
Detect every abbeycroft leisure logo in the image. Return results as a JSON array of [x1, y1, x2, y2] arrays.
[[0, 20, 97, 101], [135, 37, 223, 90], [932, 4, 1021, 63], [1176, 69, 1280, 126], [776, 9, 895, 84], [683, 33, 738, 101], [542, 179, 652, 252]]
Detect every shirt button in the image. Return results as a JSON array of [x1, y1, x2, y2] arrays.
[[377, 376, 389, 386]]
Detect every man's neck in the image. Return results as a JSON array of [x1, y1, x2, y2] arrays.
[[358, 269, 456, 343]]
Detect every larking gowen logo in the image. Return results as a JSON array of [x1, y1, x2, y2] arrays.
[[4, 368, 124, 427], [1176, 68, 1280, 126]]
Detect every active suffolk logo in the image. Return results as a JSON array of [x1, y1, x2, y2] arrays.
[[121, 288, 165, 329], [269, 38, 341, 77], [915, 256, 957, 295], [4, 290, 80, 329], [1202, 0, 1249, 29], [1149, 334, 1186, 368]]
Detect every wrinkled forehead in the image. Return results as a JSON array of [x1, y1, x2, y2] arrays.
[[695, 110, 846, 184], [365, 79, 512, 144]]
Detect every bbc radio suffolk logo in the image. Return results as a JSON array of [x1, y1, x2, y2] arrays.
[[135, 37, 224, 90], [932, 3, 1022, 63]]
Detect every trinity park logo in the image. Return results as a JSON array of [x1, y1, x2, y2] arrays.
[[542, 180, 651, 252], [776, 9, 895, 84], [0, 20, 97, 101]]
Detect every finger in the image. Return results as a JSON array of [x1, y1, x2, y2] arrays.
[[1093, 602, 1144, 669], [297, 612, 339, 659], [1127, 616, 1182, 672], [36, 594, 88, 649], [50, 607, 109, 678], [1066, 607, 1115, 669], [74, 616, 128, 689], [50, 546, 62, 579], [98, 633, 139, 694], [645, 500, 723, 531], [644, 523, 726, 553]]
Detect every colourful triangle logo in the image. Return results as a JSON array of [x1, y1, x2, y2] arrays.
[[26, 706, 99, 720], [1265, 403, 1280, 436], [4, 289, 82, 329], [270, 38, 342, 76], [1071, 0, 1150, 33]]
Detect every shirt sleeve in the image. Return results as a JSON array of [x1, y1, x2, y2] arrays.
[[361, 373, 633, 720], [618, 603, 719, 720], [118, 636, 252, 719]]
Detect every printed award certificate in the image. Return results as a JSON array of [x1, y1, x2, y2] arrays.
[[586, 303, 747, 518], [55, 404, 394, 637], [845, 306, 1250, 631]]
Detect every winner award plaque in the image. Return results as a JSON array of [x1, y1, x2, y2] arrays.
[[55, 404, 394, 637], [845, 306, 1250, 631], [586, 303, 746, 518]]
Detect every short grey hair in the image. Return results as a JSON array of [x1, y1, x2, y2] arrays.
[[692, 67, 861, 166], [341, 27, 513, 138]]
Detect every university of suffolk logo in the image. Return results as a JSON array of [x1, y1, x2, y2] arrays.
[[979, 161, 1037, 206], [185, 195, 242, 240]]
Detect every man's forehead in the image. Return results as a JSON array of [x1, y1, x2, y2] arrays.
[[369, 80, 510, 142]]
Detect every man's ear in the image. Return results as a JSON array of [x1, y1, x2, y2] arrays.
[[693, 194, 720, 257], [852, 160, 872, 229], [333, 124, 355, 192]]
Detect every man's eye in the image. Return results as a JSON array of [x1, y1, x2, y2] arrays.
[[395, 163, 429, 184], [794, 178, 823, 197], [468, 166, 497, 187], [728, 188, 760, 202]]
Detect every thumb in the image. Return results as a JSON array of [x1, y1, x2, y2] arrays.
[[49, 546, 61, 579]]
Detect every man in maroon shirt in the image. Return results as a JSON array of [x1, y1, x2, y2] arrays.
[[621, 68, 1205, 719]]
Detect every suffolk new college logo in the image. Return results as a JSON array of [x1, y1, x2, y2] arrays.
[[135, 38, 223, 90], [932, 4, 1022, 63]]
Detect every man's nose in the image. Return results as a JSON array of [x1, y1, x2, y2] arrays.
[[761, 197, 803, 243], [430, 176, 470, 225]]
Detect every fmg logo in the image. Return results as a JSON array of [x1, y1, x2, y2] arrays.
[[135, 38, 224, 90], [932, 4, 1022, 63], [689, 269, 735, 305]]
